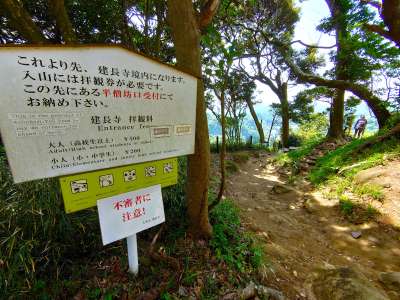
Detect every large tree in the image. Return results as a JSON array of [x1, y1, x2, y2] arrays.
[[167, 0, 220, 238], [232, 0, 299, 147]]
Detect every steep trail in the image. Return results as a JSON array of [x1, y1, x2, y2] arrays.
[[223, 154, 400, 299]]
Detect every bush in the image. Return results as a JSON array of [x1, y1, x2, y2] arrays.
[[296, 113, 329, 142]]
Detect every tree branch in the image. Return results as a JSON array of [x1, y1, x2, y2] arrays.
[[361, 0, 382, 10], [289, 39, 337, 49], [198, 0, 220, 30], [48, 0, 77, 43], [279, 45, 391, 127], [363, 23, 394, 42], [1, 0, 47, 43]]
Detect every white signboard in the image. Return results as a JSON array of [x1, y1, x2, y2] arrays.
[[97, 184, 164, 245], [0, 46, 197, 183]]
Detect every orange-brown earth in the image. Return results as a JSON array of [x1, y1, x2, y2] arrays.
[[219, 153, 400, 299]]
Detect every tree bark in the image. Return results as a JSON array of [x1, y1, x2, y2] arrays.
[[326, 0, 345, 139], [245, 98, 265, 143], [48, 0, 77, 43], [167, 0, 212, 238], [209, 89, 226, 211], [267, 112, 277, 146], [1, 0, 47, 43], [280, 83, 290, 147]]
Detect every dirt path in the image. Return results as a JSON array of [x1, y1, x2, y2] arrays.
[[224, 154, 400, 299]]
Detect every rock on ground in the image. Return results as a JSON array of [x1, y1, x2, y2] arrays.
[[305, 267, 389, 300], [379, 272, 400, 291]]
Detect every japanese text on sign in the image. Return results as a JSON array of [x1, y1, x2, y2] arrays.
[[97, 185, 165, 245]]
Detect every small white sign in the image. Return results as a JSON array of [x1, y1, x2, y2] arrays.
[[97, 184, 165, 245]]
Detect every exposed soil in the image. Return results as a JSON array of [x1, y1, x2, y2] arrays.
[[354, 161, 400, 227], [221, 153, 400, 299]]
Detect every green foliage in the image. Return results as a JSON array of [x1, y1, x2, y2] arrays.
[[386, 112, 400, 129], [296, 113, 329, 142], [0, 148, 103, 298], [339, 196, 354, 215], [225, 160, 239, 173], [353, 184, 384, 201], [209, 200, 264, 271], [275, 137, 325, 167], [0, 147, 189, 298], [232, 152, 250, 164], [309, 135, 400, 184], [210, 139, 269, 153]]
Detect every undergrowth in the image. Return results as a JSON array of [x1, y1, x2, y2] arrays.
[[209, 199, 264, 272], [0, 145, 263, 299], [274, 137, 324, 168], [309, 136, 400, 185], [307, 133, 399, 223]]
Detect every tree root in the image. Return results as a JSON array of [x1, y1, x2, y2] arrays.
[[149, 225, 180, 270], [355, 122, 400, 153]]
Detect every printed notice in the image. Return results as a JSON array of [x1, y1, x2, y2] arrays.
[[0, 46, 196, 183], [97, 185, 165, 245]]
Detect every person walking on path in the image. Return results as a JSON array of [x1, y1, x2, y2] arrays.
[[354, 115, 368, 138]]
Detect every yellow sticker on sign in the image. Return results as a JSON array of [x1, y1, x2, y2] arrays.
[[60, 158, 178, 213]]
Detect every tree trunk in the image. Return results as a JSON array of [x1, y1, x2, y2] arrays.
[[280, 83, 290, 147], [267, 112, 277, 146], [326, 0, 345, 139], [245, 98, 265, 143], [167, 0, 212, 238], [209, 90, 226, 211], [329, 89, 345, 138], [48, 0, 77, 43]]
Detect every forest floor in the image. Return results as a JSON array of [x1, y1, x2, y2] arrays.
[[219, 152, 400, 299]]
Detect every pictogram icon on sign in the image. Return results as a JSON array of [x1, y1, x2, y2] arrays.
[[99, 174, 114, 187], [124, 169, 136, 182], [70, 179, 88, 194], [163, 162, 173, 174], [145, 166, 156, 177]]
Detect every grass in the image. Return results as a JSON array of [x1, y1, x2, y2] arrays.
[[225, 160, 239, 173], [274, 137, 324, 168], [209, 199, 264, 272], [339, 196, 354, 215], [353, 184, 384, 201], [309, 136, 400, 185], [275, 131, 399, 224], [231, 152, 250, 164]]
